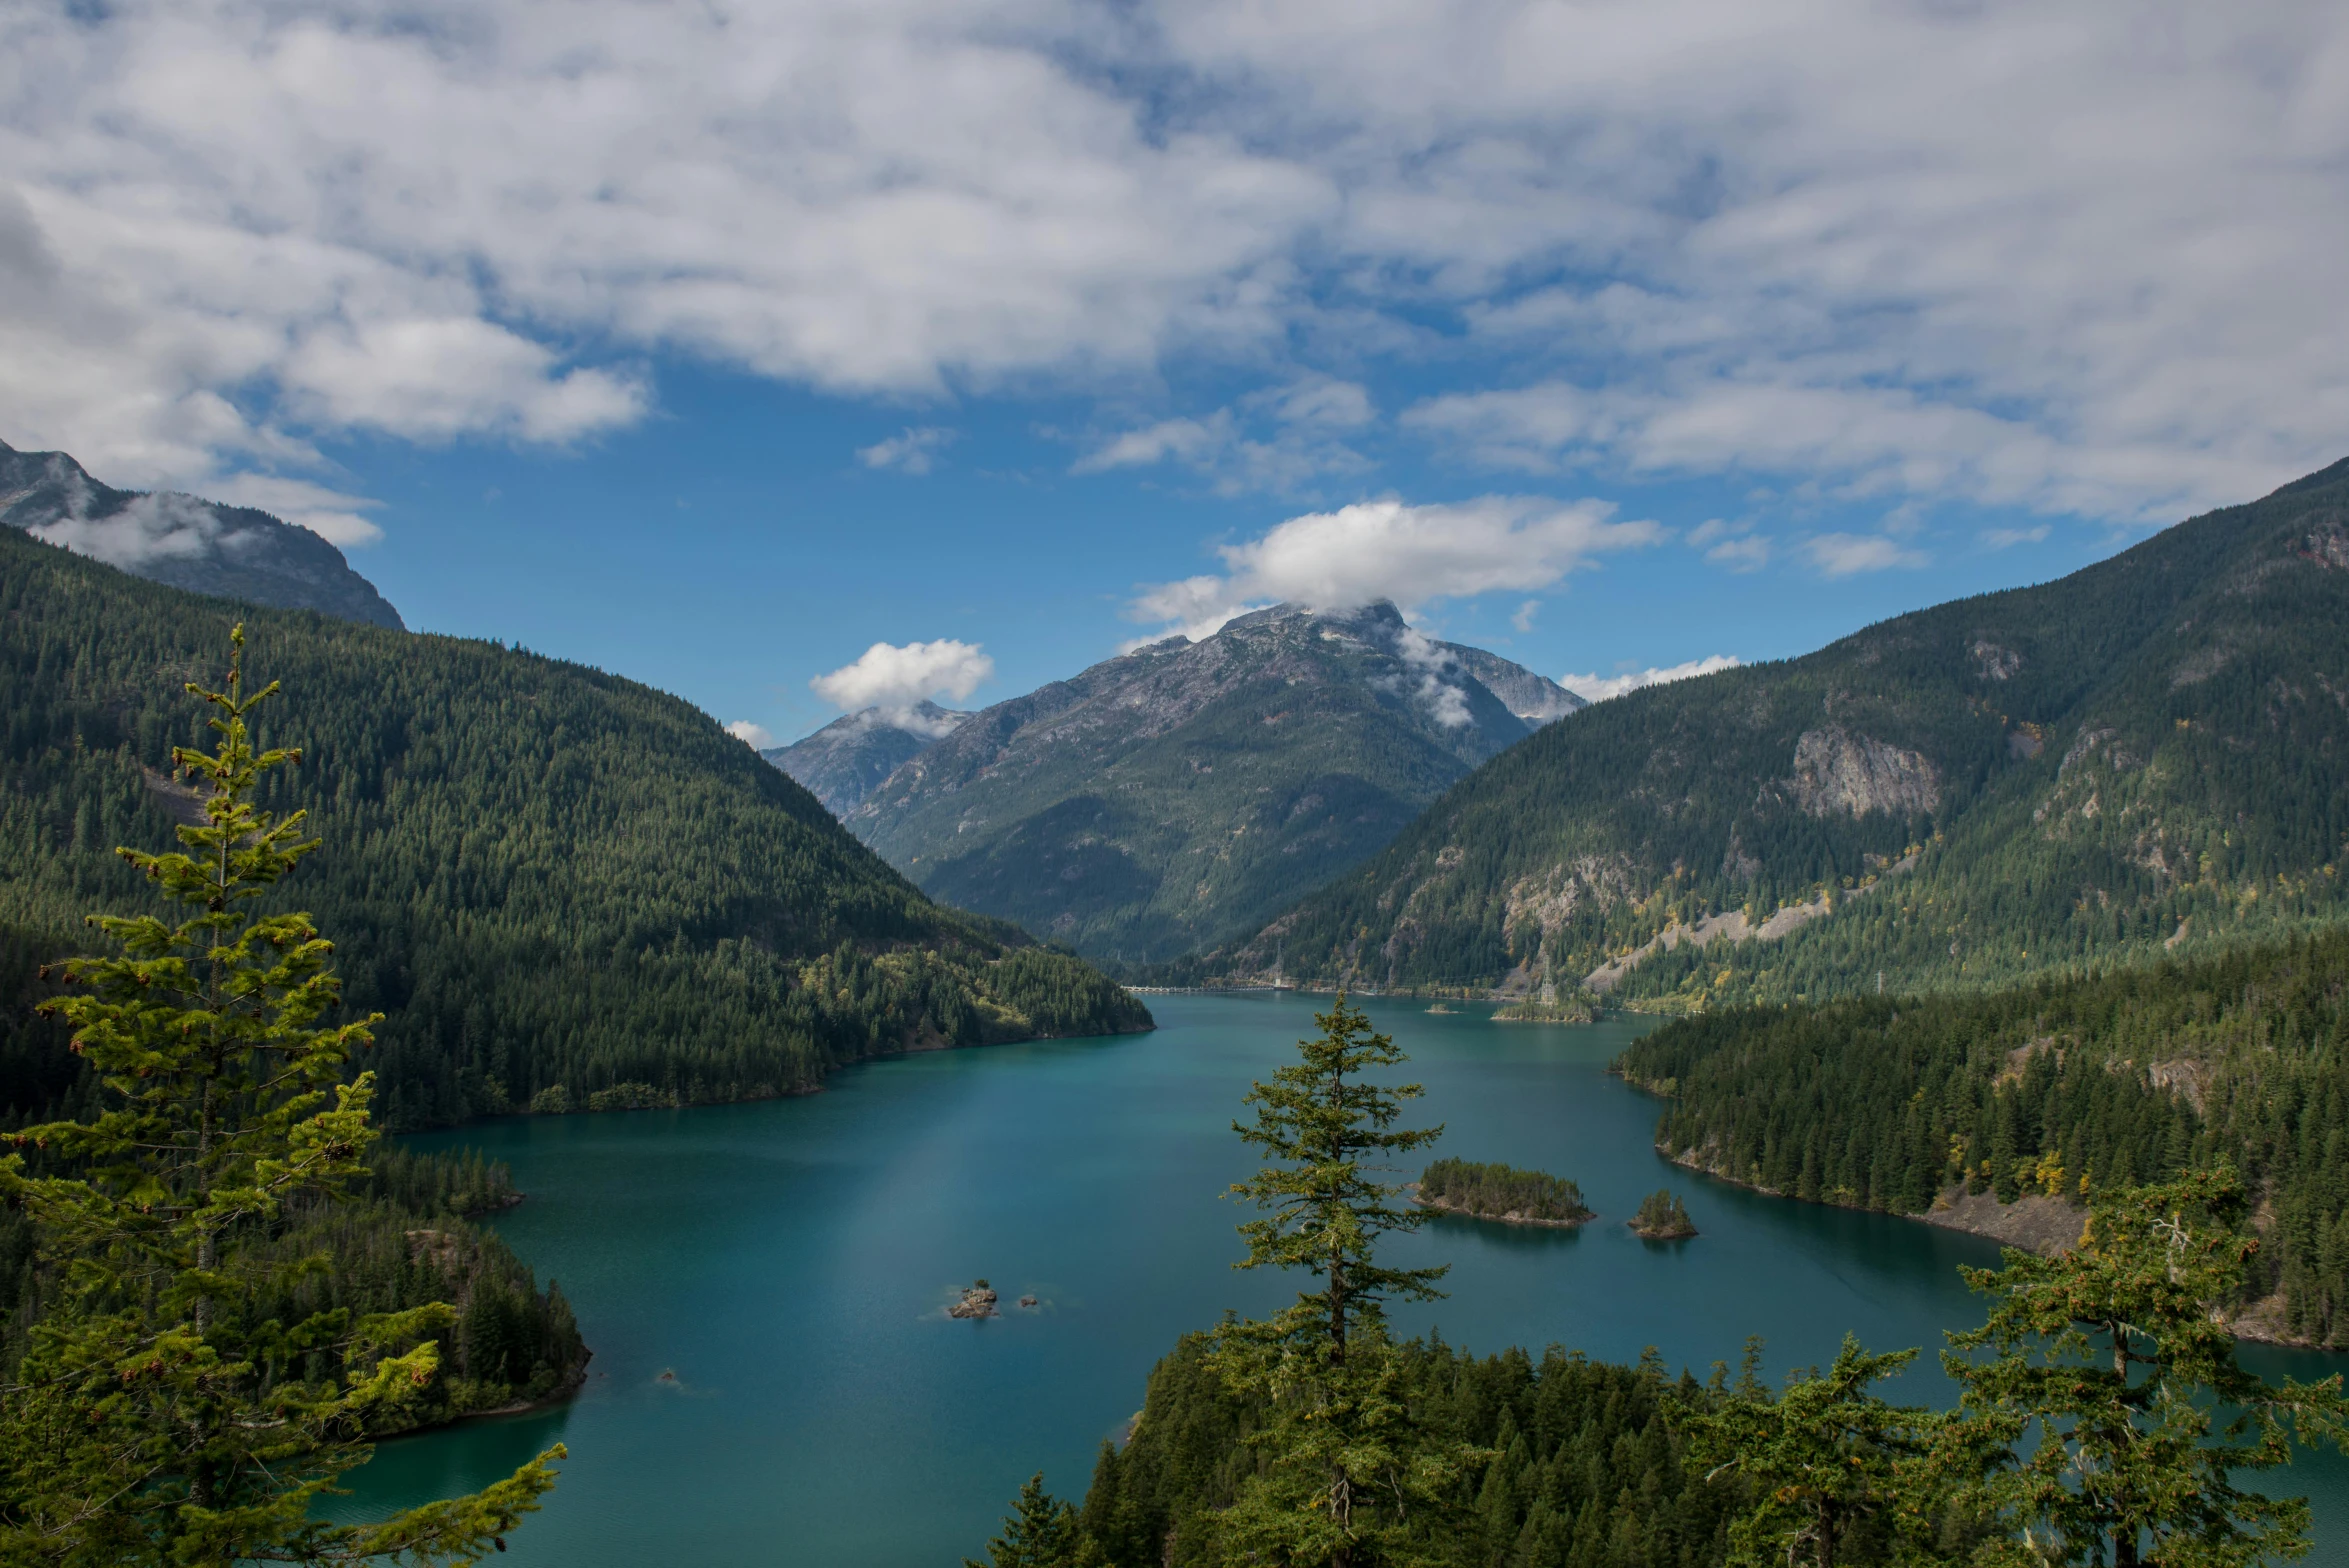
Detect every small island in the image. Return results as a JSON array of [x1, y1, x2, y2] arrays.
[[948, 1279, 1000, 1319], [1628, 1189, 1698, 1239], [1415, 1158, 1594, 1227], [1491, 995, 1599, 1024]]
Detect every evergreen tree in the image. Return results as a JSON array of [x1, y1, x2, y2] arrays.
[[0, 628, 561, 1565], [1681, 1336, 1947, 1568], [1208, 996, 1454, 1567], [966, 1473, 1089, 1568], [1944, 1168, 2348, 1566]]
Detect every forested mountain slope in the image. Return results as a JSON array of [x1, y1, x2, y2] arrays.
[[0, 527, 1147, 1129], [1615, 928, 2349, 1346], [1, 439, 405, 629], [1219, 457, 2349, 1003], [847, 601, 1584, 962]]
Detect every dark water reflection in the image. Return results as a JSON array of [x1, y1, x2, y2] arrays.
[[340, 993, 2349, 1565]]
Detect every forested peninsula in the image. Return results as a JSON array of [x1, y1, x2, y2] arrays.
[[1614, 927, 2349, 1345], [0, 527, 1149, 1132]]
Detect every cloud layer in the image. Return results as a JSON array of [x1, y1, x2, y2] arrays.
[[1558, 655, 1743, 705], [5, 0, 2346, 528], [1132, 496, 1659, 640], [810, 638, 994, 718]]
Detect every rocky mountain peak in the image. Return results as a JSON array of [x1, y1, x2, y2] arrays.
[[825, 601, 1587, 959], [764, 701, 971, 817], [0, 439, 404, 630]]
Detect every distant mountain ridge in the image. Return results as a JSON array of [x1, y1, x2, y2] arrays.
[[764, 700, 970, 816], [0, 439, 404, 630], [1218, 456, 2349, 1007], [832, 601, 1584, 961]]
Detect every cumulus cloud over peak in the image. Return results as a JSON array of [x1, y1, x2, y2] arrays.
[[1559, 655, 1742, 705], [1130, 495, 1659, 640], [726, 721, 777, 749], [810, 638, 995, 721]]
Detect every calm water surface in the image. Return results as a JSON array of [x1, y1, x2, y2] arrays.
[[345, 994, 2349, 1564]]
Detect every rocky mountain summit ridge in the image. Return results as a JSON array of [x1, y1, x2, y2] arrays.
[[764, 700, 970, 816], [790, 601, 1582, 961], [0, 439, 403, 630]]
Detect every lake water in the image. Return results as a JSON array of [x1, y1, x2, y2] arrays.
[[346, 993, 2349, 1564]]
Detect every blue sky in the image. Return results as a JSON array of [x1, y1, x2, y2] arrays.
[[333, 364, 2140, 745], [5, 1, 2343, 743]]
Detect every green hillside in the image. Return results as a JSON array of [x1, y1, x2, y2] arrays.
[[0, 527, 1148, 1130], [1219, 457, 2349, 1004], [1615, 927, 2349, 1346]]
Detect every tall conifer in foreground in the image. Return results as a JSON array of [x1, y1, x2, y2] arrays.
[[0, 627, 561, 1566], [1944, 1168, 2346, 1566], [1210, 996, 1453, 1567]]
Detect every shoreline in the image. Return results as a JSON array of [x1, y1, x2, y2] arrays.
[[1411, 1190, 1594, 1230], [1649, 1143, 2334, 1351], [377, 1354, 594, 1443]]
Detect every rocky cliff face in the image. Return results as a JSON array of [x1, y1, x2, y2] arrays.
[[0, 441, 404, 630], [841, 602, 1581, 961], [764, 701, 969, 817], [1782, 726, 1941, 818]]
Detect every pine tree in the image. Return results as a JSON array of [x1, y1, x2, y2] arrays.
[[965, 1473, 1087, 1568], [1944, 1167, 2348, 1566], [1209, 996, 1455, 1567], [0, 627, 562, 1565], [1680, 1335, 1947, 1568]]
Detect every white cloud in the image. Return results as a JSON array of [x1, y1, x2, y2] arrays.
[[28, 491, 227, 570], [1982, 525, 2052, 549], [1559, 654, 1743, 704], [1131, 495, 1660, 638], [1392, 623, 1473, 727], [726, 720, 777, 749], [1075, 416, 1232, 474], [811, 638, 995, 719], [3, 0, 2347, 531], [1511, 599, 1540, 632], [202, 474, 385, 548], [1073, 389, 1373, 496], [857, 427, 957, 474], [1687, 518, 1771, 572], [1803, 533, 1931, 577], [1259, 378, 1375, 431]]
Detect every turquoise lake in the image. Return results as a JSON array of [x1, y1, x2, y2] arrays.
[[347, 993, 2349, 1564]]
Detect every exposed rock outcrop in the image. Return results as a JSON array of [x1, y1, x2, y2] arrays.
[[1784, 726, 1940, 818]]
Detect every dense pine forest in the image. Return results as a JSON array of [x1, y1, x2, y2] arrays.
[[1615, 927, 2349, 1343], [1074, 1333, 1739, 1568], [1211, 457, 2349, 1008], [1417, 1158, 1593, 1224], [0, 527, 1148, 1130]]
